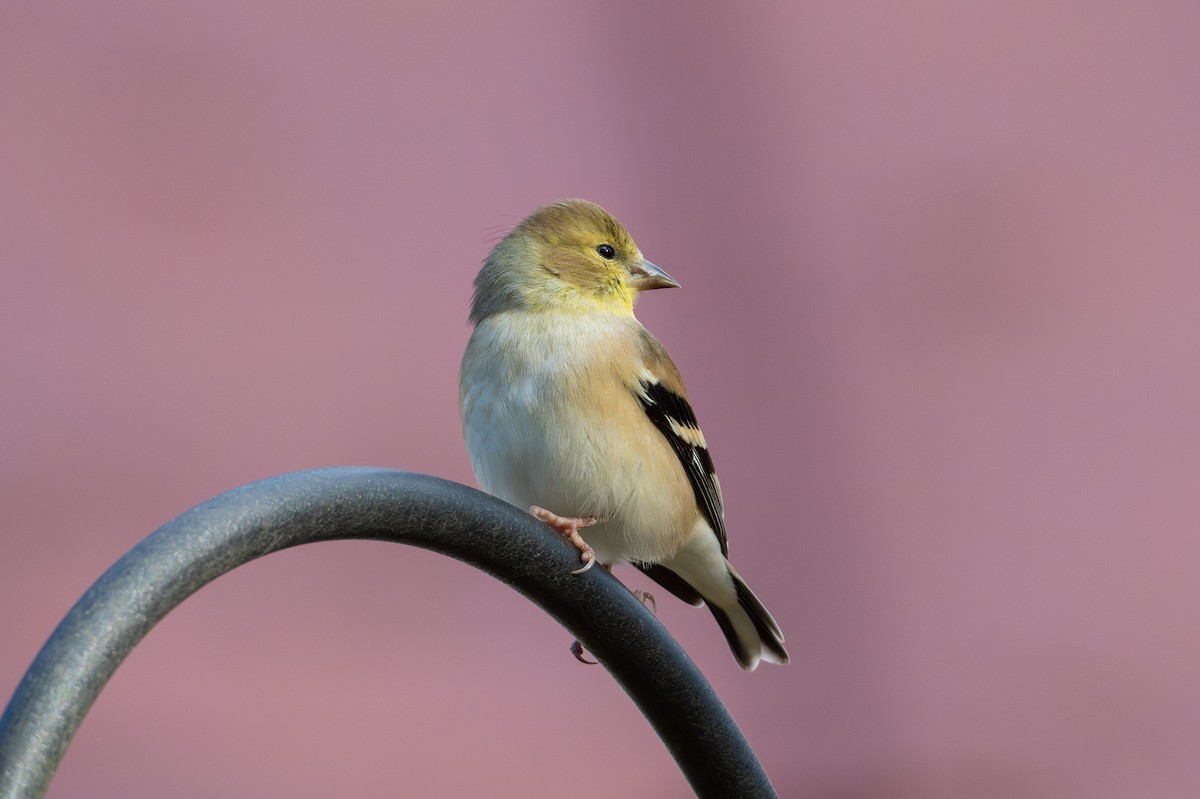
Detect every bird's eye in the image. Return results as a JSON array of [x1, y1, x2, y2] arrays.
[[596, 244, 616, 260]]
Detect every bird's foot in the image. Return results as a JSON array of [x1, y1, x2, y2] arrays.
[[570, 639, 598, 665], [633, 589, 657, 614], [530, 506, 602, 574]]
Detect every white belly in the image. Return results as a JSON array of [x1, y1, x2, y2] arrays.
[[459, 313, 691, 564]]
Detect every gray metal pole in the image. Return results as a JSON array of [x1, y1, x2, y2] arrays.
[[0, 468, 778, 798]]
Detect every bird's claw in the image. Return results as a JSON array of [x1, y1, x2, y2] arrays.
[[570, 550, 596, 574], [570, 639, 598, 665], [530, 505, 602, 575], [633, 589, 657, 613]]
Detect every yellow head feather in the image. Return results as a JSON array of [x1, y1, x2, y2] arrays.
[[469, 200, 677, 323]]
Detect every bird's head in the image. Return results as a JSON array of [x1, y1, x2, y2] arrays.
[[470, 199, 678, 322]]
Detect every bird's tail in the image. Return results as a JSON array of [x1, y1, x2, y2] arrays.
[[706, 563, 789, 671], [639, 553, 789, 671]]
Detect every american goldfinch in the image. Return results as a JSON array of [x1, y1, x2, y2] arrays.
[[459, 199, 788, 671]]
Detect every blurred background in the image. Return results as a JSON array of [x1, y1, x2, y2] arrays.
[[2, 2, 1198, 797]]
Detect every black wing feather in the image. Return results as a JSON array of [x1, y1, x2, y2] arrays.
[[637, 378, 728, 556]]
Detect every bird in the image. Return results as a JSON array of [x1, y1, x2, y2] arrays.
[[458, 199, 788, 671]]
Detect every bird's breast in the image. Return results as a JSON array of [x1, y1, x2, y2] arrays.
[[460, 313, 694, 563]]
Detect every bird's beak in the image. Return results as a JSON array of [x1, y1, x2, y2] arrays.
[[627, 259, 680, 291]]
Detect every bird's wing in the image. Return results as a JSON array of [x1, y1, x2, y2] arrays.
[[635, 333, 728, 557]]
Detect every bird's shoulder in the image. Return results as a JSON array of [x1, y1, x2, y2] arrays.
[[630, 326, 688, 397]]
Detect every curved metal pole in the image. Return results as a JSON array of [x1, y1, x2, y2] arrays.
[[0, 468, 778, 798]]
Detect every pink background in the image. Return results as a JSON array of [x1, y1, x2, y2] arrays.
[[3, 3, 1198, 797]]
